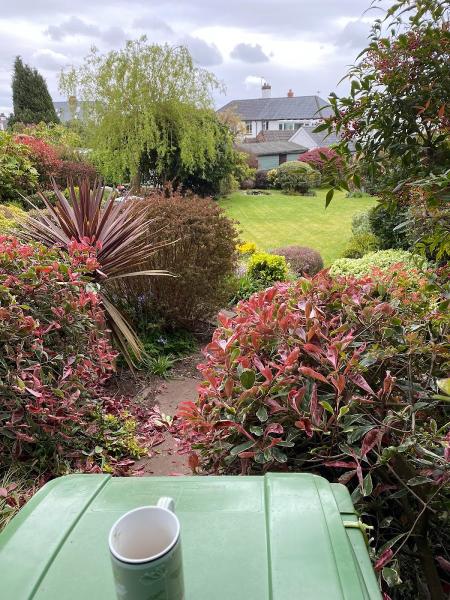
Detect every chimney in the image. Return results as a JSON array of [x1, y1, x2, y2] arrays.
[[261, 82, 271, 98], [287, 89, 294, 98]]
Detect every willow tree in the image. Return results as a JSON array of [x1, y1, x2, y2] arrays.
[[59, 37, 224, 188]]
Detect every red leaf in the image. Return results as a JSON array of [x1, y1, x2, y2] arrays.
[[299, 366, 328, 384], [361, 428, 380, 458], [310, 384, 322, 426], [382, 593, 393, 600], [303, 343, 323, 356], [188, 453, 199, 473], [285, 347, 300, 366], [224, 377, 234, 397], [436, 556, 450, 574], [330, 374, 346, 395], [265, 423, 284, 436], [349, 373, 376, 396], [294, 418, 313, 437], [0, 487, 8, 498], [338, 470, 357, 484], [323, 460, 358, 469], [326, 346, 338, 369], [374, 548, 393, 571], [288, 387, 306, 414]]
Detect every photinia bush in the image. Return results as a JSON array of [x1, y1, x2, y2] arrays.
[[0, 236, 156, 480], [177, 267, 450, 598], [14, 134, 61, 185], [299, 147, 344, 183]]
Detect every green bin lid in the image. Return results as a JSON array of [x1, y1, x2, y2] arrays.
[[0, 473, 380, 599]]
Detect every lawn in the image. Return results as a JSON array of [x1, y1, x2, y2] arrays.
[[220, 189, 377, 266]]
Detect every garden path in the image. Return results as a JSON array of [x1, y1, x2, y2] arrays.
[[137, 377, 198, 475]]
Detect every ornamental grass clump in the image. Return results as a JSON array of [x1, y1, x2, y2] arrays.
[[177, 266, 450, 598]]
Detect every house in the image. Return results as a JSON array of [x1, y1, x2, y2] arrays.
[[237, 140, 307, 170], [53, 97, 90, 122], [256, 126, 341, 151], [218, 84, 332, 139]]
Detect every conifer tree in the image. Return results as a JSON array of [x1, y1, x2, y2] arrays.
[[10, 57, 59, 126]]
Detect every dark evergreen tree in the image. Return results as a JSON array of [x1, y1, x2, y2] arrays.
[[9, 57, 59, 126]]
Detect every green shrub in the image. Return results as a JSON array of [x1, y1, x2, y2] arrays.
[[247, 252, 288, 285], [268, 161, 321, 194], [351, 211, 372, 235], [0, 133, 38, 203], [0, 204, 26, 232], [342, 233, 380, 258], [329, 249, 424, 277], [109, 191, 239, 329], [229, 273, 268, 304], [272, 246, 323, 276], [369, 205, 409, 250]]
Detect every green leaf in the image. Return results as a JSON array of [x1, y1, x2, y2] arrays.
[[437, 378, 450, 396], [338, 406, 350, 420], [382, 567, 402, 587], [320, 400, 334, 414], [313, 122, 330, 133], [362, 473, 373, 496], [249, 425, 263, 436], [240, 369, 256, 390], [272, 447, 288, 463], [325, 188, 335, 208], [256, 406, 268, 422], [407, 476, 432, 487], [230, 440, 256, 456]]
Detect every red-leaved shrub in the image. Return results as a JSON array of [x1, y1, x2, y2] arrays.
[[272, 245, 323, 276], [177, 267, 450, 597], [55, 160, 98, 186], [299, 147, 344, 180], [0, 237, 157, 480], [14, 135, 61, 185]]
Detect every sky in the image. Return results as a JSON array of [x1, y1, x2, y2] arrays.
[[0, 0, 380, 115]]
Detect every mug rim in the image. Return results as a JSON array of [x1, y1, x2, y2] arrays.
[[109, 505, 180, 565]]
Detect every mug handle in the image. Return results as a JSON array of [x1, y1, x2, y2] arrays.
[[157, 496, 175, 512]]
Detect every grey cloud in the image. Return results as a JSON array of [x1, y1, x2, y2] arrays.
[[101, 26, 127, 45], [46, 16, 100, 41], [32, 49, 69, 71], [335, 20, 371, 49], [133, 15, 173, 34], [230, 43, 269, 63], [183, 36, 222, 66]]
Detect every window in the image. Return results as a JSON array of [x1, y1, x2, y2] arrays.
[[279, 154, 287, 165], [278, 121, 302, 131], [262, 121, 269, 131], [245, 121, 253, 134]]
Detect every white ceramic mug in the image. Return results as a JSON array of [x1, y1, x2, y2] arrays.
[[109, 497, 184, 600]]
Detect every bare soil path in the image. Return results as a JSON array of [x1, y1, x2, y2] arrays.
[[108, 354, 202, 476]]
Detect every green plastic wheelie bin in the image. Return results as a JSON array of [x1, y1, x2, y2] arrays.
[[0, 473, 381, 599]]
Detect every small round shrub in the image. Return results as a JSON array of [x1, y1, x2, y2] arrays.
[[54, 160, 98, 186], [351, 211, 372, 235], [0, 133, 38, 203], [247, 252, 288, 285], [110, 191, 239, 328], [0, 204, 26, 232], [255, 170, 269, 189], [269, 161, 321, 193], [237, 241, 257, 256], [240, 178, 255, 190], [272, 246, 323, 276], [329, 249, 425, 277], [341, 233, 380, 258], [369, 205, 409, 250]]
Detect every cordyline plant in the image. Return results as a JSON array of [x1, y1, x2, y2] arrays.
[[176, 266, 450, 599], [21, 178, 172, 365]]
